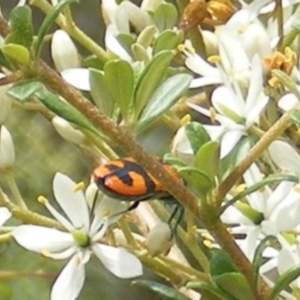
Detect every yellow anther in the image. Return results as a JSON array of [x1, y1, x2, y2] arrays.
[[235, 183, 246, 194], [41, 250, 50, 257], [73, 181, 85, 192], [180, 114, 191, 126], [177, 44, 185, 52], [203, 239, 213, 249], [201, 232, 213, 241], [208, 55, 220, 64], [37, 195, 48, 205]]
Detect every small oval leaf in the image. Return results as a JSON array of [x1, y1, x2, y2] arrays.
[[2, 43, 30, 65], [134, 50, 174, 116], [137, 73, 192, 132], [6, 80, 43, 102], [133, 280, 190, 300]]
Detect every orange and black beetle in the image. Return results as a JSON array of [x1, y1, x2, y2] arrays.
[[93, 157, 184, 231], [93, 157, 181, 211]]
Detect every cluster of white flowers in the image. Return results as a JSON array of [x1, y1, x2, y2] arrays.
[[170, 0, 300, 298], [4, 0, 300, 299]]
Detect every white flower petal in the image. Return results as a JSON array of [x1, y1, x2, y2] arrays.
[[51, 253, 85, 300], [0, 207, 11, 226], [51, 30, 79, 72], [61, 68, 90, 91], [269, 141, 300, 174], [13, 225, 74, 253], [53, 173, 90, 232], [185, 52, 219, 78], [220, 129, 244, 158], [212, 86, 245, 117], [246, 96, 268, 127], [92, 244, 143, 278], [52, 116, 85, 145], [105, 25, 132, 61], [278, 93, 299, 111], [245, 55, 263, 110], [0, 126, 15, 169], [189, 76, 222, 88], [277, 248, 298, 275]]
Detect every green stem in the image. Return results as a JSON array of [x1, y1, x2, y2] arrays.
[[0, 232, 11, 243], [159, 255, 209, 281], [0, 190, 64, 230], [30, 0, 109, 63], [4, 171, 28, 210]]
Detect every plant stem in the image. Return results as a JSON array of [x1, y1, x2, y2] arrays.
[[5, 171, 28, 210]]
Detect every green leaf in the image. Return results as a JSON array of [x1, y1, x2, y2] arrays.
[[272, 69, 300, 100], [6, 80, 43, 102], [163, 153, 187, 168], [6, 5, 33, 49], [290, 110, 300, 125], [187, 281, 226, 299], [0, 50, 13, 70], [131, 43, 149, 62], [34, 86, 98, 134], [134, 50, 174, 116], [195, 141, 220, 184], [137, 25, 157, 49], [35, 0, 79, 59], [133, 280, 190, 300], [252, 236, 278, 289], [2, 44, 30, 65], [89, 68, 114, 117], [82, 55, 104, 70], [185, 122, 211, 154], [220, 173, 299, 215], [177, 166, 212, 197], [104, 60, 134, 120], [210, 250, 237, 277], [269, 265, 300, 300], [153, 30, 183, 55], [221, 136, 257, 180], [137, 73, 192, 132], [116, 33, 135, 55], [153, 3, 178, 32], [214, 273, 255, 300]]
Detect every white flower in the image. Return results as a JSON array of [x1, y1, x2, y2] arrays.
[[13, 173, 142, 300], [188, 55, 268, 158], [51, 30, 79, 72], [222, 163, 300, 260], [0, 126, 15, 170]]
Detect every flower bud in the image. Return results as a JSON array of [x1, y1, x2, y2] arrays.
[[0, 74, 13, 125], [171, 126, 194, 165], [240, 22, 272, 60], [0, 126, 15, 170], [51, 30, 79, 72], [52, 116, 85, 145], [145, 222, 174, 256]]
